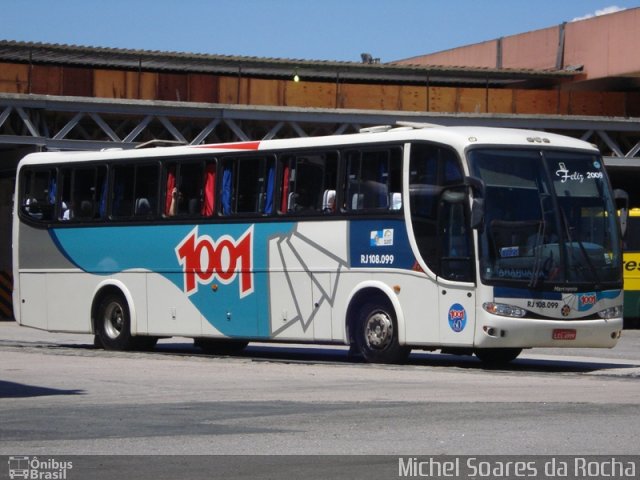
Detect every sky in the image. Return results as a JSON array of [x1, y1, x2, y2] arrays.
[[3, 1, 639, 63]]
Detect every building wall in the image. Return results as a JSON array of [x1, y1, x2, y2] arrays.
[[395, 7, 640, 83], [502, 26, 559, 70], [399, 40, 498, 69], [564, 8, 640, 80], [0, 61, 635, 117]]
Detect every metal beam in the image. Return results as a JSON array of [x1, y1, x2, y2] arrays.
[[0, 93, 639, 159]]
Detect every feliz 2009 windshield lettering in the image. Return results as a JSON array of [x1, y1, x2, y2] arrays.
[[555, 162, 603, 183]]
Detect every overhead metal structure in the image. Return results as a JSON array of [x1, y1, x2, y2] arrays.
[[0, 93, 639, 163]]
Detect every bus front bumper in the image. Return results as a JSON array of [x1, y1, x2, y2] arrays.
[[473, 314, 623, 349]]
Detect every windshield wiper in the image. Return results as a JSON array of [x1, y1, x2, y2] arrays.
[[559, 206, 601, 287], [529, 193, 551, 288]]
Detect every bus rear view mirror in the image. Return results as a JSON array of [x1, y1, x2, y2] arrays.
[[465, 176, 485, 231], [470, 198, 484, 230], [614, 189, 629, 237]]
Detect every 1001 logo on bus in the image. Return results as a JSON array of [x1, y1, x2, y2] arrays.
[[175, 226, 254, 297]]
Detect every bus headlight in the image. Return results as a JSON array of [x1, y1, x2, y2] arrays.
[[597, 306, 623, 319], [483, 302, 527, 318]]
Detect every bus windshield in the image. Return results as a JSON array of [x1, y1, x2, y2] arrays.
[[469, 148, 622, 289]]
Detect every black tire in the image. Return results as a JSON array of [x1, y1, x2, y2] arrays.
[[95, 292, 154, 351], [353, 301, 410, 364], [194, 338, 248, 355], [474, 348, 522, 365]]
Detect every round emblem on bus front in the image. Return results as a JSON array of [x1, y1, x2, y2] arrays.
[[448, 303, 467, 332]]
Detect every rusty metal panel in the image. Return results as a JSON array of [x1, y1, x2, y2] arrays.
[[627, 92, 640, 117], [94, 69, 127, 98], [514, 89, 560, 115], [338, 84, 391, 110], [188, 73, 218, 103], [0, 62, 29, 94], [285, 80, 336, 108], [457, 88, 487, 113], [428, 86, 457, 112], [247, 78, 283, 106], [62, 66, 93, 97], [30, 65, 62, 95], [157, 72, 188, 101], [488, 89, 513, 114], [399, 85, 427, 112], [568, 91, 626, 116]]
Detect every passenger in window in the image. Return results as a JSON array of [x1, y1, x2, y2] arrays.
[[168, 187, 182, 216]]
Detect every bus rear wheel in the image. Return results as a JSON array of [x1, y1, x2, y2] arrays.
[[95, 292, 156, 351], [354, 302, 410, 364]]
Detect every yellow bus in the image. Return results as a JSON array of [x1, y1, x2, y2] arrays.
[[623, 208, 640, 326]]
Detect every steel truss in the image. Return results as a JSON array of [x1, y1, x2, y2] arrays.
[[1, 93, 639, 163]]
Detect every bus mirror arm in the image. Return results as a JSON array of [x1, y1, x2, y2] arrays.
[[470, 198, 484, 231], [465, 176, 485, 231], [614, 189, 629, 237]]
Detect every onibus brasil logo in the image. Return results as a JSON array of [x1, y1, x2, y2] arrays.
[[175, 225, 254, 297], [8, 456, 73, 479]]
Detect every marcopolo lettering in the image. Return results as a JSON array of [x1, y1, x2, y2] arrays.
[[175, 225, 254, 297]]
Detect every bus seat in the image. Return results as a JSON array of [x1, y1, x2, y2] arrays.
[[322, 189, 336, 212], [351, 193, 364, 210], [79, 200, 93, 218], [188, 198, 200, 215], [135, 198, 151, 215], [287, 192, 299, 212], [390, 192, 402, 210]]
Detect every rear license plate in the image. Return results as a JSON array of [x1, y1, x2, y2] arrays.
[[553, 329, 577, 340]]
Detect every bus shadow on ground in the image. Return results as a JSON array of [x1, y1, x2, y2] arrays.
[[0, 380, 85, 398], [149, 341, 639, 374], [54, 340, 638, 374]]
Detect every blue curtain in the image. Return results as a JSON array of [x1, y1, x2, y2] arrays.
[[222, 168, 232, 215], [264, 166, 274, 214]]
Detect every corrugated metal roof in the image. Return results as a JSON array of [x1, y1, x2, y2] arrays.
[[0, 40, 577, 86]]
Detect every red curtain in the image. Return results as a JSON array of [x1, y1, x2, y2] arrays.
[[280, 165, 289, 212], [201, 163, 216, 216], [165, 167, 176, 215]]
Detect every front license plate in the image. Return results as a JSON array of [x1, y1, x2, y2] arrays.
[[552, 328, 577, 340]]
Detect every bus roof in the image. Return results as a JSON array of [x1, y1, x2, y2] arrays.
[[17, 125, 599, 165]]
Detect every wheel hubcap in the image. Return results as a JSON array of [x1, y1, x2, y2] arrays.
[[364, 311, 393, 350], [103, 302, 124, 339]]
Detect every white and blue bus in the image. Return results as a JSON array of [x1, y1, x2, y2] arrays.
[[12, 124, 625, 364]]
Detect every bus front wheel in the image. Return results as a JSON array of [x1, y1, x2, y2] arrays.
[[353, 302, 410, 364], [474, 348, 522, 365]]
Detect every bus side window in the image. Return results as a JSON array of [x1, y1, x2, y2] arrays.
[[68, 166, 107, 221], [280, 151, 337, 214], [164, 163, 203, 217], [220, 156, 273, 215], [346, 148, 398, 211], [21, 168, 56, 221]]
